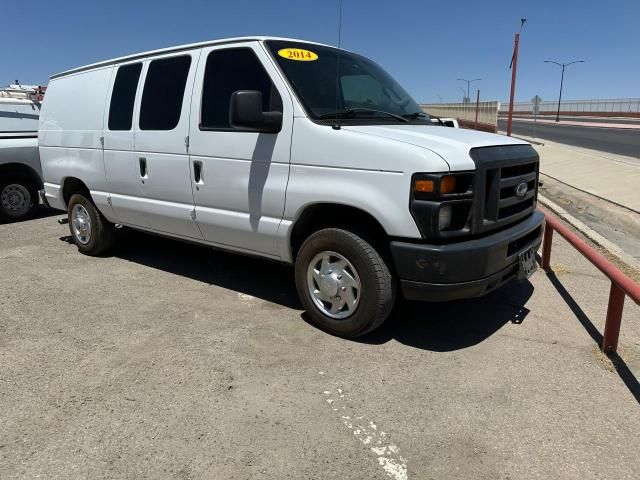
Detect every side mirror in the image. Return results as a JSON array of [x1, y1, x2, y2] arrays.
[[229, 90, 282, 133]]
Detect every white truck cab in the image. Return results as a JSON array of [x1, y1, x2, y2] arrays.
[[39, 37, 543, 337]]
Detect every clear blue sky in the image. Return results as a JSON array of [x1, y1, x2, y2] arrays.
[[3, 0, 639, 103]]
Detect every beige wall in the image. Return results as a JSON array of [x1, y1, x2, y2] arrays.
[[420, 101, 500, 127]]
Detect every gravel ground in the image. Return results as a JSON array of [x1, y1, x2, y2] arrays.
[[1, 212, 639, 479]]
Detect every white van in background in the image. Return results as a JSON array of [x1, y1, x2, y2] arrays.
[[39, 37, 543, 337]]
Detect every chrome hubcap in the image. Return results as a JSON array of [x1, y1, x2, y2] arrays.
[[307, 251, 361, 319], [71, 204, 92, 245], [1, 184, 30, 216]]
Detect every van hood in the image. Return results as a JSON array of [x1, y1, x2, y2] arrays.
[[342, 124, 529, 171]]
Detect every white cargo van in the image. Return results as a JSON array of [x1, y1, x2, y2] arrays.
[[39, 37, 543, 337]]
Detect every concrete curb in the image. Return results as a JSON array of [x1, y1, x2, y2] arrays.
[[497, 131, 544, 145], [538, 194, 640, 273], [516, 136, 544, 146]]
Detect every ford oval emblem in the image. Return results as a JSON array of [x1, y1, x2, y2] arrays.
[[515, 181, 528, 198]]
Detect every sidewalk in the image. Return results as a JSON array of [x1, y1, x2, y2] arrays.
[[514, 136, 640, 213]]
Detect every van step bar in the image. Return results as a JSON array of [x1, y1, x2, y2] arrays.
[[57, 217, 69, 225]]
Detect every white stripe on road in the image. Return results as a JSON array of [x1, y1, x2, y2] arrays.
[[321, 377, 408, 480]]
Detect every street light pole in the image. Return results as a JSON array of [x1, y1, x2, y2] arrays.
[[458, 86, 467, 103], [557, 66, 565, 122], [544, 60, 585, 122], [457, 78, 481, 102]]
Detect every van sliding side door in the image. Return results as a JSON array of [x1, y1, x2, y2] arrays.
[[103, 62, 151, 228], [133, 50, 203, 239]]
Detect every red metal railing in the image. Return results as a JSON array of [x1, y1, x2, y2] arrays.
[[539, 209, 640, 353]]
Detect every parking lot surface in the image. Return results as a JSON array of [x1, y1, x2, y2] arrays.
[[1, 213, 639, 479]]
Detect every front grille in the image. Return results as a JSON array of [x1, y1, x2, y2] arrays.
[[490, 161, 538, 221], [470, 145, 539, 235], [498, 197, 534, 219]]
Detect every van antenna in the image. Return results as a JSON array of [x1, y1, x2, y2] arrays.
[[332, 0, 344, 130]]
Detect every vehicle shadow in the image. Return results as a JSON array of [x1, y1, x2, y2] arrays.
[[103, 228, 532, 352], [0, 205, 61, 225], [110, 228, 301, 309], [348, 280, 532, 352]]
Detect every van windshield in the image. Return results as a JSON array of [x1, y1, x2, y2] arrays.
[[265, 40, 431, 125]]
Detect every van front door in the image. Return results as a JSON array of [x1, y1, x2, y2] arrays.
[[133, 51, 202, 239], [188, 44, 292, 257]]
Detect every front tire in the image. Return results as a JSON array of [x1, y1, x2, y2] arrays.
[[295, 228, 395, 338], [0, 180, 37, 221], [67, 193, 115, 255]]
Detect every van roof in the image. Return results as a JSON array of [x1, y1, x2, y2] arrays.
[[50, 36, 335, 80]]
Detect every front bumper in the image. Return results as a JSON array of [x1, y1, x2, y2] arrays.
[[390, 210, 544, 302]]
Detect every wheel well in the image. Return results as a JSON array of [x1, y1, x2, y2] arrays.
[[0, 163, 43, 190], [61, 177, 91, 207], [290, 203, 390, 259]]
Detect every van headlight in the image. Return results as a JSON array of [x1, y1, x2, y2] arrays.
[[410, 172, 475, 238], [412, 172, 473, 200]]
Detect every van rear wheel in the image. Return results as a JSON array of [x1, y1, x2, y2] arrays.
[[67, 193, 115, 256], [295, 228, 395, 338]]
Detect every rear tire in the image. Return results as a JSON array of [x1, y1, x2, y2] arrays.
[[67, 193, 115, 255], [295, 228, 395, 338], [0, 180, 37, 221]]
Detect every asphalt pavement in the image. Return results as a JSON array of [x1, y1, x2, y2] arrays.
[[497, 119, 640, 158], [1, 214, 639, 479]]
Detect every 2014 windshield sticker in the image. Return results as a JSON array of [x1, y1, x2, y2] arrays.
[[278, 48, 318, 62]]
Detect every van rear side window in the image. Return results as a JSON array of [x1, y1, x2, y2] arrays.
[[139, 56, 191, 131], [108, 63, 142, 131]]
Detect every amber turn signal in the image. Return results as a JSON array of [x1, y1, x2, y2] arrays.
[[440, 175, 457, 194], [414, 179, 435, 193]]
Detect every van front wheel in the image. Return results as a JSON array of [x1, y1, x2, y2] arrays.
[[67, 194, 115, 256], [295, 228, 395, 338]]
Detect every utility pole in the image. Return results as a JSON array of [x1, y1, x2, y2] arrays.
[[507, 18, 526, 137], [544, 60, 585, 122]]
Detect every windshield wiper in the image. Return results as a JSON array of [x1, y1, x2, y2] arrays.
[[402, 111, 427, 119], [405, 110, 444, 126], [318, 108, 409, 123]]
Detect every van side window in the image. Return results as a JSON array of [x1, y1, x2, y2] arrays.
[[108, 63, 142, 131], [139, 56, 191, 131], [200, 48, 282, 130]]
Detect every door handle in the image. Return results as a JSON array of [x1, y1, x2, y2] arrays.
[[193, 160, 203, 185], [139, 157, 147, 181]]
